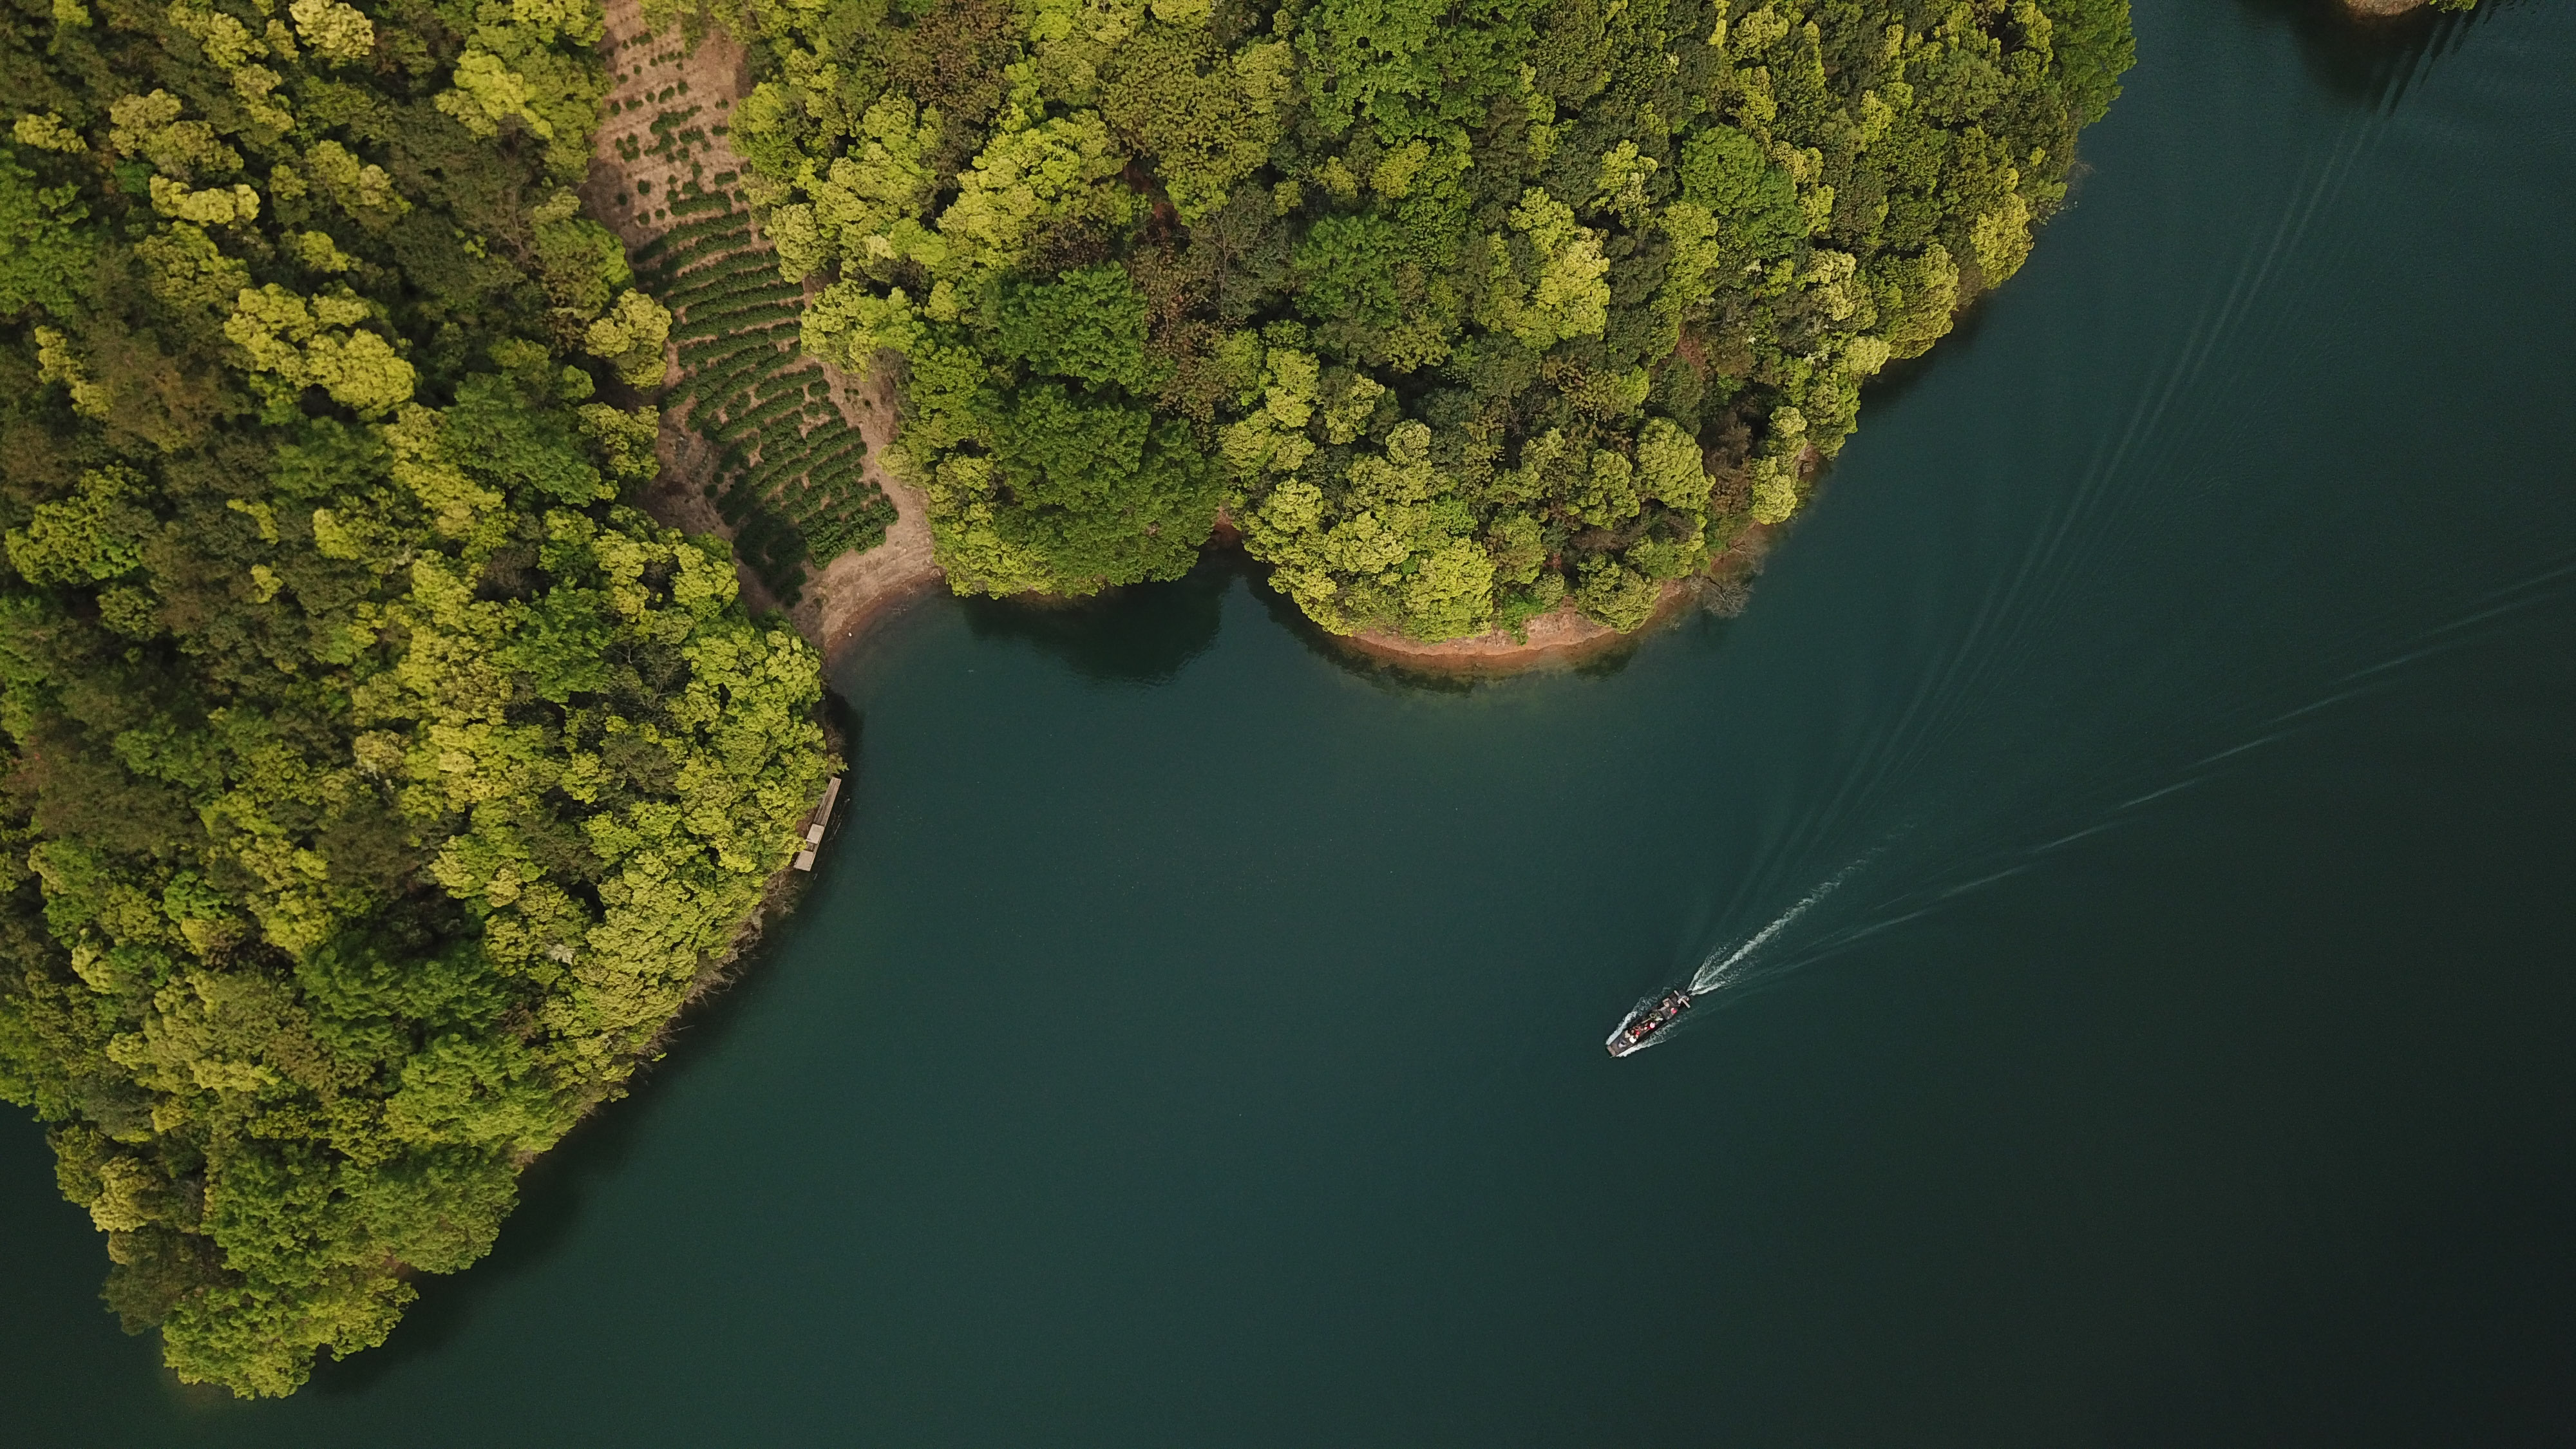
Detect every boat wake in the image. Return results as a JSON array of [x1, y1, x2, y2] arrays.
[[1597, 514, 2576, 1059], [1604, 853, 1882, 1059], [1687, 852, 1880, 996]]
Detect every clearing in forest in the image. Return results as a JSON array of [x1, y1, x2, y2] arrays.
[[592, 19, 899, 607], [638, 187, 898, 603]]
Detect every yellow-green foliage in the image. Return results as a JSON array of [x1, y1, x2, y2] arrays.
[[721, 0, 1288, 596], [583, 289, 675, 386], [727, 0, 2133, 637], [0, 0, 830, 1399], [432, 0, 609, 178]]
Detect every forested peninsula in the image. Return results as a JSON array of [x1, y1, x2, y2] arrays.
[[0, 0, 2136, 1401], [0, 0, 830, 1396], [731, 0, 2136, 642]]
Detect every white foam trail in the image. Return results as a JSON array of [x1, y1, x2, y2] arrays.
[[1647, 551, 2576, 1032], [1689, 852, 1879, 994]]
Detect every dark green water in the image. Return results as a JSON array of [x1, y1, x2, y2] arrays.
[[8, 1, 2576, 1442]]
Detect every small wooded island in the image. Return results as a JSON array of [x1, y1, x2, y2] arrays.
[[0, 0, 2147, 1397]]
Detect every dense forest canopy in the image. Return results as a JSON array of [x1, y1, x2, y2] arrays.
[[728, 0, 2136, 638], [0, 0, 829, 1397]]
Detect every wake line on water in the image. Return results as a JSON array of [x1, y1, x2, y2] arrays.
[[1618, 543, 2576, 1052], [1828, 549, 2576, 913], [1688, 849, 1883, 996], [1708, 587, 2571, 994]]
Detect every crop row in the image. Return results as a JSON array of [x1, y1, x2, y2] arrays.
[[674, 320, 797, 370], [636, 190, 900, 601], [646, 225, 759, 271], [701, 377, 817, 435], [673, 339, 797, 392], [635, 218, 753, 274], [672, 296, 802, 339], [672, 316, 799, 355], [669, 268, 800, 310], [672, 343, 795, 402], [635, 209, 744, 254], [663, 187, 734, 222], [681, 261, 797, 295], [663, 252, 780, 296], [712, 457, 895, 587], [740, 425, 852, 493], [706, 390, 816, 445], [663, 264, 781, 310], [750, 430, 875, 495], [672, 337, 792, 395]]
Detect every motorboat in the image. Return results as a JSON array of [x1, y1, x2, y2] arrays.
[[1606, 987, 1694, 1057]]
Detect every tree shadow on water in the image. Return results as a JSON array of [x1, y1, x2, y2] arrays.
[[2231, 0, 2499, 111], [1857, 296, 1998, 421], [959, 553, 1233, 687], [307, 907, 808, 1397], [1236, 578, 1462, 694]]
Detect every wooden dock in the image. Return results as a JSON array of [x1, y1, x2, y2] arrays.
[[792, 775, 842, 871]]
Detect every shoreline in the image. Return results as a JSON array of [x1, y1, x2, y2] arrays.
[[1333, 522, 1777, 674], [586, 2, 1780, 679], [576, 6, 922, 1126], [1334, 585, 1694, 672], [810, 483, 945, 659], [795, 521, 1781, 674]]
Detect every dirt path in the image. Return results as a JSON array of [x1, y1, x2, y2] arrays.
[[585, 2, 942, 660]]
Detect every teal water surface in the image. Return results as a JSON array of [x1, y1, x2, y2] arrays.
[[7, 1, 2576, 1443]]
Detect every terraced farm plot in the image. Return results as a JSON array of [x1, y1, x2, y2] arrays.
[[634, 183, 897, 604]]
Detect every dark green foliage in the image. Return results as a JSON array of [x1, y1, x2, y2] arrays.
[[0, 0, 832, 1397], [728, 0, 1267, 594], [994, 384, 1155, 507], [1676, 126, 1803, 258], [1290, 215, 1408, 335], [448, 375, 612, 505], [996, 265, 1156, 392], [2048, 0, 2141, 125]]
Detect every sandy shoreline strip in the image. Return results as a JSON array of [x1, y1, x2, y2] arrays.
[[1337, 589, 1688, 671], [1334, 523, 1776, 672]]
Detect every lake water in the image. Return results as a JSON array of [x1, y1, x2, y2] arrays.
[[6, 1, 2574, 1443]]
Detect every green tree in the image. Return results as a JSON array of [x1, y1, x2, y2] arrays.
[[0, 153, 90, 318]]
